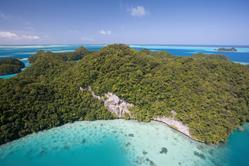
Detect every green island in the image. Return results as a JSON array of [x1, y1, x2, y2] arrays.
[[0, 44, 249, 145], [216, 47, 237, 52], [0, 58, 25, 76]]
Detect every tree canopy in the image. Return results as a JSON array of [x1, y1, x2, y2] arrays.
[[0, 58, 25, 76]]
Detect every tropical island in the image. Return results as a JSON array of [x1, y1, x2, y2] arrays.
[[0, 44, 249, 145], [216, 47, 237, 52], [0, 58, 25, 76]]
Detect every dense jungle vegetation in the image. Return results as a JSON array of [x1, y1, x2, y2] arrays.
[[1, 44, 249, 144], [0, 58, 25, 75]]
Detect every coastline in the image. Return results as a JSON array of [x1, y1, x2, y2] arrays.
[[82, 87, 205, 144], [0, 119, 199, 146], [0, 119, 226, 166], [152, 119, 204, 143]]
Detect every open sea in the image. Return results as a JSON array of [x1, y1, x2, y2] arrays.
[[0, 45, 249, 166]]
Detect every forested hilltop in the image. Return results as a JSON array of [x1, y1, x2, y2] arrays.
[[0, 58, 25, 75], [1, 44, 249, 144]]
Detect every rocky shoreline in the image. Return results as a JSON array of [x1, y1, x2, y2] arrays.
[[80, 86, 203, 142], [153, 117, 191, 137], [152, 118, 204, 143]]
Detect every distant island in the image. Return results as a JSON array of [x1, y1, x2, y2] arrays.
[[0, 44, 249, 145], [0, 58, 25, 76], [216, 47, 237, 52]]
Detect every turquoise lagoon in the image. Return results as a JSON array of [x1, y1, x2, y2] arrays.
[[0, 120, 248, 166]]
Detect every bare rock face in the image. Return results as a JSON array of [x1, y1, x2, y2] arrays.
[[80, 86, 133, 118], [153, 116, 191, 137], [104, 92, 133, 118], [153, 110, 192, 138]]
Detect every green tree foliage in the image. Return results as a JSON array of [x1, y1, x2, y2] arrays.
[[0, 58, 25, 75], [1, 44, 249, 144], [29, 46, 89, 64], [76, 45, 249, 144], [0, 46, 113, 144]]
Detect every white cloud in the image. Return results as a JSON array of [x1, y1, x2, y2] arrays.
[[99, 30, 112, 35], [0, 31, 40, 40], [21, 34, 40, 40], [130, 6, 147, 17], [0, 32, 18, 38]]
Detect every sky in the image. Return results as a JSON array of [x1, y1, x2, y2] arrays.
[[0, 0, 249, 45]]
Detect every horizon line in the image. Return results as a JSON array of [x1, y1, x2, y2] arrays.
[[0, 43, 249, 47]]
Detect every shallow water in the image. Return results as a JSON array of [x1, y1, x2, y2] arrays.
[[1, 120, 248, 166], [0, 73, 17, 79]]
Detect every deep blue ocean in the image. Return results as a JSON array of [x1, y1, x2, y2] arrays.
[[0, 45, 249, 165]]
